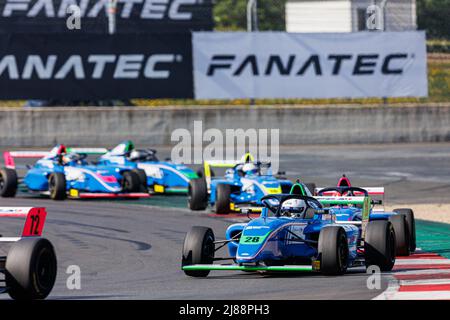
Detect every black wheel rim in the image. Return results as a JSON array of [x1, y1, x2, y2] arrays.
[[202, 234, 214, 263], [338, 233, 348, 271], [0, 174, 4, 190], [388, 229, 396, 263], [35, 247, 56, 291], [49, 175, 55, 196]]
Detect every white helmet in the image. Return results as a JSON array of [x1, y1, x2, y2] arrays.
[[129, 150, 145, 161], [242, 163, 258, 175], [281, 199, 307, 217]]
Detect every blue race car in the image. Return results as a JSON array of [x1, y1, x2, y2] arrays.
[[316, 184, 416, 257], [188, 154, 296, 214], [0, 145, 149, 200], [182, 193, 397, 277], [98, 141, 198, 194]]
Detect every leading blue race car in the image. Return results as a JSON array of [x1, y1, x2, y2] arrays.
[[188, 154, 298, 214], [98, 141, 198, 194], [0, 145, 149, 200], [182, 193, 397, 277]]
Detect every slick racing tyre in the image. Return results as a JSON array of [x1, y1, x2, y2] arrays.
[[182, 226, 215, 277], [48, 172, 66, 200], [188, 178, 208, 210], [365, 220, 396, 271], [318, 226, 349, 275], [215, 184, 231, 214], [389, 214, 411, 256], [133, 169, 148, 192], [122, 171, 141, 193], [6, 237, 57, 300], [0, 168, 18, 197], [393, 208, 416, 253]]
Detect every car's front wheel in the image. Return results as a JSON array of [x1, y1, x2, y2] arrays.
[[182, 226, 215, 277]]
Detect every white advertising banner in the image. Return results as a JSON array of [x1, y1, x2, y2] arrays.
[[193, 32, 428, 99]]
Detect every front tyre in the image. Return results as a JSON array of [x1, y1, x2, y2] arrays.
[[365, 220, 396, 271], [48, 172, 66, 200], [0, 168, 18, 197], [132, 169, 148, 192], [318, 226, 349, 275], [6, 238, 57, 300], [182, 226, 215, 277]]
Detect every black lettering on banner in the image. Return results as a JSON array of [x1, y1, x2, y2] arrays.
[[353, 54, 379, 75], [207, 55, 235, 76], [297, 55, 322, 76], [233, 55, 259, 76], [328, 54, 352, 75], [264, 55, 295, 76], [382, 53, 408, 74]]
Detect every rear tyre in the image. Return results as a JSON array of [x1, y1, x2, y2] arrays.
[[318, 226, 349, 275], [393, 208, 416, 253], [6, 238, 57, 300], [215, 184, 231, 214], [0, 168, 18, 197], [133, 169, 148, 192], [365, 220, 396, 271], [389, 214, 411, 256], [48, 172, 66, 200], [182, 226, 215, 277], [305, 183, 317, 196], [188, 178, 208, 210], [122, 171, 140, 193]]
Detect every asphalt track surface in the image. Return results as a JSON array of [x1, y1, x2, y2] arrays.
[[1, 143, 450, 300]]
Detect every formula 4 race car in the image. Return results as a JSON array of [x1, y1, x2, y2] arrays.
[[314, 175, 416, 256], [0, 207, 57, 299], [187, 153, 300, 214], [182, 194, 396, 277], [98, 141, 198, 194], [0, 145, 149, 200]]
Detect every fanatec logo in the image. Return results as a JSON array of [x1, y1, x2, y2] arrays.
[[0, 54, 183, 79], [2, 0, 201, 20], [206, 53, 410, 77]]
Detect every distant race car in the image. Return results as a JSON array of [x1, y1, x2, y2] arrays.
[[314, 175, 416, 256], [98, 141, 198, 194], [187, 153, 301, 214], [182, 194, 397, 277], [0, 145, 149, 200], [0, 207, 57, 299]]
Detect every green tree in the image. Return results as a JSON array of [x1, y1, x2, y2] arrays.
[[214, 0, 287, 31], [417, 0, 450, 39]]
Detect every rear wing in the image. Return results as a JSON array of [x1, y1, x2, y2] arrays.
[[0, 207, 47, 241], [315, 196, 371, 238], [3, 151, 50, 169], [203, 153, 255, 191], [315, 187, 384, 196]]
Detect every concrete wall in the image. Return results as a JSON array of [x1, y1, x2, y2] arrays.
[[1, 104, 450, 147]]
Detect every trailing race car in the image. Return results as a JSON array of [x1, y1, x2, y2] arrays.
[[187, 154, 297, 214], [0, 207, 57, 299], [98, 141, 198, 194], [0, 145, 149, 200], [182, 194, 397, 277], [314, 175, 416, 256]]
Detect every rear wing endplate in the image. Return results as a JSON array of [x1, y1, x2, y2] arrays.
[[4, 151, 50, 169], [0, 207, 47, 239]]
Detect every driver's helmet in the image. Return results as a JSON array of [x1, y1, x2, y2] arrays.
[[242, 163, 258, 175], [128, 149, 146, 161], [61, 153, 74, 165], [280, 199, 307, 217]]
